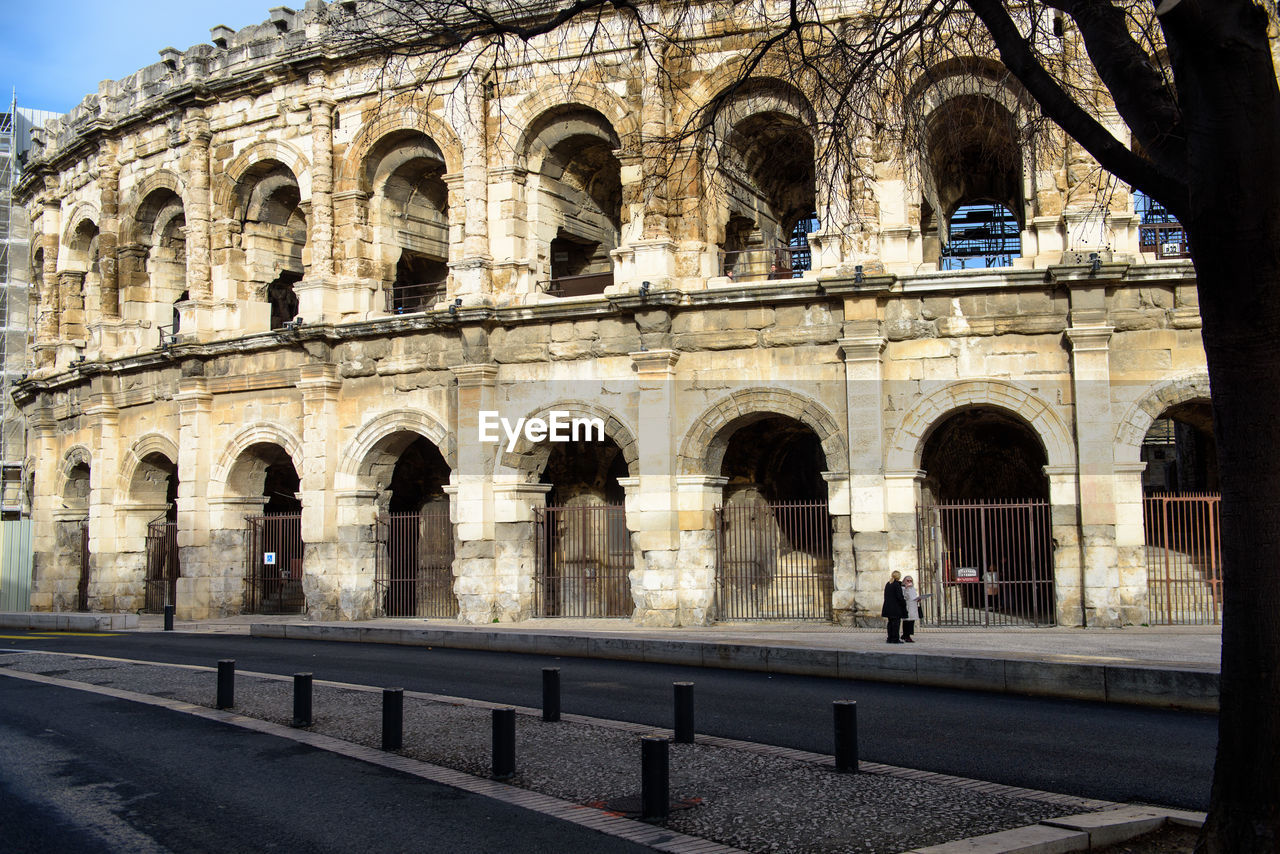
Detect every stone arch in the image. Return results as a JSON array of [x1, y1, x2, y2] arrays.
[[58, 446, 93, 511], [1114, 372, 1213, 464], [497, 401, 639, 479], [338, 409, 457, 485], [677, 388, 845, 476], [61, 203, 101, 250], [211, 140, 311, 216], [116, 433, 181, 498], [674, 65, 818, 129], [509, 86, 640, 165], [885, 380, 1076, 472], [209, 423, 304, 499], [336, 101, 463, 194], [119, 170, 186, 245], [907, 57, 1035, 121]]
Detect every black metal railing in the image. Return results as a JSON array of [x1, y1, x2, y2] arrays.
[[534, 504, 633, 617], [374, 507, 457, 618], [385, 279, 448, 314], [720, 246, 811, 281], [715, 500, 833, 621], [245, 513, 305, 614], [1139, 224, 1190, 259], [542, 271, 614, 297], [144, 519, 180, 612]]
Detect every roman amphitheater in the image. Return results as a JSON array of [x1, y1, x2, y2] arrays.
[[13, 1, 1220, 628]]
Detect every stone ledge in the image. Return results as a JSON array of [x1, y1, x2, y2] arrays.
[[0, 612, 139, 631], [905, 823, 1088, 853]]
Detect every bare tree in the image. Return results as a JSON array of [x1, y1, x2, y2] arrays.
[[331, 1, 1279, 849]]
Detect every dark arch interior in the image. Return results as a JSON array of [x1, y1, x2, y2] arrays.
[[540, 437, 628, 506], [921, 408, 1048, 501], [388, 437, 451, 512], [720, 415, 828, 503], [1142, 401, 1218, 493], [262, 455, 301, 514]]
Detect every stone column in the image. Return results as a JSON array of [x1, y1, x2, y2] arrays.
[[96, 146, 121, 320], [174, 378, 215, 620], [485, 167, 529, 297], [1065, 322, 1122, 625], [628, 349, 680, 626], [27, 412, 58, 610], [35, 198, 61, 365], [451, 364, 498, 622], [182, 112, 213, 299], [297, 363, 353, 619], [1113, 461, 1150, 624], [452, 71, 492, 301], [839, 328, 888, 622], [59, 271, 86, 344], [296, 82, 338, 322], [675, 475, 727, 625], [491, 478, 551, 622], [879, 469, 924, 624], [822, 471, 856, 624]]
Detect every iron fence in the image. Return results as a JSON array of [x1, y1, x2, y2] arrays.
[[144, 519, 180, 612], [715, 500, 833, 621], [1144, 493, 1221, 625], [386, 279, 447, 314], [78, 521, 90, 612], [374, 507, 457, 618], [918, 499, 1056, 627], [719, 246, 808, 281], [534, 504, 633, 617], [245, 513, 305, 614], [542, 271, 614, 297]]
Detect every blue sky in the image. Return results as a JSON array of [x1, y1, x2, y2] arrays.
[[3, 0, 281, 113]]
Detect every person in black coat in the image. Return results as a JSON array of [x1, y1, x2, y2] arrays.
[[882, 570, 908, 643]]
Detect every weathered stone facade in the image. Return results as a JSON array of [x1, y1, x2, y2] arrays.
[[15, 2, 1209, 627]]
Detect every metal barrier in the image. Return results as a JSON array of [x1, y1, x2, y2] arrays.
[[144, 519, 180, 612], [245, 513, 305, 614], [374, 508, 457, 618], [1144, 493, 1222, 625], [714, 500, 833, 621], [542, 272, 614, 298], [719, 247, 808, 281], [918, 499, 1056, 627], [534, 504, 633, 617], [0, 519, 33, 611], [1139, 223, 1190, 259], [385, 279, 447, 314], [78, 521, 90, 612]]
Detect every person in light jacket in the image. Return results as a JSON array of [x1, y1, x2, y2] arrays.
[[902, 575, 922, 643], [881, 570, 908, 643]]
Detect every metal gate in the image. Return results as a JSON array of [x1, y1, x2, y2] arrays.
[[0, 519, 33, 612], [918, 499, 1056, 626], [534, 505, 632, 617], [1144, 493, 1222, 625], [77, 521, 90, 612], [715, 500, 833, 621], [245, 513, 305, 614], [375, 507, 457, 618], [144, 519, 180, 612]]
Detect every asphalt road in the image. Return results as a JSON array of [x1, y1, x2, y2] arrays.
[[0, 632, 1217, 810], [0, 676, 654, 854]]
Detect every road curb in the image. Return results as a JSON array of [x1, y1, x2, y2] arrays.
[[903, 805, 1206, 853], [247, 623, 1219, 712], [0, 611, 138, 631]]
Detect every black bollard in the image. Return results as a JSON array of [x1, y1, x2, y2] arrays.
[[641, 735, 670, 820], [163, 604, 174, 631], [216, 660, 235, 709], [673, 682, 695, 744], [292, 673, 313, 727], [382, 688, 404, 751], [492, 707, 516, 779], [542, 667, 561, 723], [833, 699, 858, 773]]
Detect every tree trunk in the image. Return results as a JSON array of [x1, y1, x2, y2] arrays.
[[1165, 4, 1280, 851]]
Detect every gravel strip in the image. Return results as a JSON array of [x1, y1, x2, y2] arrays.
[[0, 652, 1098, 854]]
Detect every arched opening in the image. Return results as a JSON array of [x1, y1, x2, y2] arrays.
[[126, 189, 187, 334], [715, 414, 833, 620], [535, 435, 633, 617], [62, 461, 92, 612], [527, 107, 622, 297], [377, 435, 456, 617], [365, 132, 451, 313], [918, 407, 1053, 624], [718, 102, 818, 281], [229, 442, 305, 613], [1140, 401, 1221, 625], [922, 94, 1023, 270], [233, 161, 305, 329], [66, 220, 99, 333], [131, 452, 180, 611], [1134, 189, 1190, 260]]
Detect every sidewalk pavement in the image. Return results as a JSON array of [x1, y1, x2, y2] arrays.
[[123, 613, 1222, 712]]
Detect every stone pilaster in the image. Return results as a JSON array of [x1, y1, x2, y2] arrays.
[[82, 389, 123, 610], [1044, 464, 1085, 627], [675, 475, 727, 625], [453, 70, 491, 300], [27, 412, 58, 610], [1113, 461, 1150, 624], [296, 82, 339, 322], [174, 378, 216, 619], [182, 112, 213, 299], [1065, 323, 1123, 625], [822, 470, 856, 624], [37, 198, 61, 353], [878, 469, 924, 624], [490, 478, 552, 622], [451, 363, 498, 622], [628, 349, 680, 625], [96, 146, 121, 319], [297, 363, 356, 618]]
